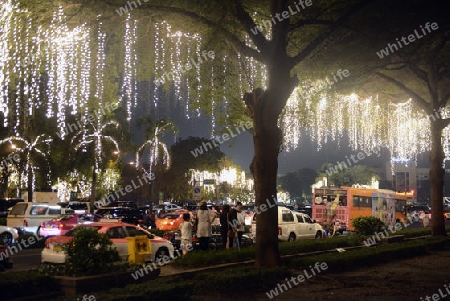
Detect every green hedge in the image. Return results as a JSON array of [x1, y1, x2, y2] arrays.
[[87, 266, 288, 301], [288, 237, 449, 272], [81, 237, 449, 301], [172, 235, 364, 268], [0, 217, 6, 226], [0, 270, 59, 299]]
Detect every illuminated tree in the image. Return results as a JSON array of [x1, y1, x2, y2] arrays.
[[71, 116, 121, 212], [135, 118, 178, 200], [0, 135, 52, 201]]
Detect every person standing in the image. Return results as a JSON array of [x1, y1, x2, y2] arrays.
[[219, 204, 231, 249], [228, 202, 245, 248], [196, 201, 215, 251], [179, 213, 193, 255], [143, 209, 154, 228], [422, 211, 430, 228], [236, 202, 246, 244]]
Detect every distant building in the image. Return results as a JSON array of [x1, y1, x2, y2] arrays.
[[375, 160, 450, 204]]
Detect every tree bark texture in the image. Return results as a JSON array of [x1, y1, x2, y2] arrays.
[[429, 120, 446, 236], [245, 88, 282, 268]]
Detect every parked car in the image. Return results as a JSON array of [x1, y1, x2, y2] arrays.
[[251, 206, 324, 242], [297, 205, 312, 217], [406, 205, 431, 223], [0, 244, 13, 270], [107, 201, 138, 209], [7, 202, 62, 235], [162, 203, 183, 212], [155, 211, 192, 231], [39, 213, 101, 237], [57, 201, 91, 214], [0, 225, 19, 245], [41, 221, 174, 263], [95, 207, 142, 225]]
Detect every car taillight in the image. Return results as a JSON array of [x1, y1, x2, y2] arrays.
[[278, 227, 282, 235], [23, 220, 28, 227], [58, 224, 64, 229]]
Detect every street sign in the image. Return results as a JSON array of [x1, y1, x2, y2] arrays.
[[203, 179, 215, 185], [193, 186, 201, 201], [70, 191, 77, 201]]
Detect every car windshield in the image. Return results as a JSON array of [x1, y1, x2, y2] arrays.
[[64, 226, 101, 236], [78, 214, 100, 222], [55, 214, 75, 221], [96, 209, 114, 215]]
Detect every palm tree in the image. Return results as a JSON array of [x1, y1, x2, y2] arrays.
[[136, 118, 178, 201], [71, 117, 121, 212], [0, 135, 52, 201]]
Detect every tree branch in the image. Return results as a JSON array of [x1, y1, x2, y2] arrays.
[[289, 19, 333, 30], [375, 71, 430, 114], [407, 63, 428, 82], [115, 3, 263, 61], [441, 90, 450, 106], [290, 0, 376, 66], [233, 0, 269, 57], [406, 62, 434, 100]]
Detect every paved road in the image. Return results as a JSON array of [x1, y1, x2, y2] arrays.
[[4, 248, 41, 272]]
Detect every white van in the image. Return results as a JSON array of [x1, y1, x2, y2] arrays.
[[7, 202, 62, 235], [251, 206, 324, 242]]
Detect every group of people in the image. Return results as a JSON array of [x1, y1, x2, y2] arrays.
[[178, 201, 246, 255]]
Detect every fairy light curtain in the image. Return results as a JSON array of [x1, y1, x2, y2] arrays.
[[0, 2, 449, 170]]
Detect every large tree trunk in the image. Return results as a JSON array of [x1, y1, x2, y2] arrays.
[[246, 89, 283, 268], [90, 166, 97, 214], [244, 54, 298, 268], [429, 120, 446, 236]]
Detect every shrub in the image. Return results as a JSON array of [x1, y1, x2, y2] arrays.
[[63, 227, 122, 276], [0, 270, 58, 299], [352, 216, 385, 235]]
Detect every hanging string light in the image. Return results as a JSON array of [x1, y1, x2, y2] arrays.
[[1, 5, 449, 175], [122, 15, 138, 121]]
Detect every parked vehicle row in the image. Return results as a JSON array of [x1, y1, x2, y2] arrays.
[[7, 202, 64, 235]]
